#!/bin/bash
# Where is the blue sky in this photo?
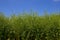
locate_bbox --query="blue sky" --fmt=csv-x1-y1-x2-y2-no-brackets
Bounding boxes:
0,0,60,16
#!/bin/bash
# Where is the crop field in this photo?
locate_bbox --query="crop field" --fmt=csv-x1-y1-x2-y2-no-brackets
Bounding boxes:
0,13,60,40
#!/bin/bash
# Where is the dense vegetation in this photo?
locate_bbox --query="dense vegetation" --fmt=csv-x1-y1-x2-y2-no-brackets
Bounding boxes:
0,12,60,40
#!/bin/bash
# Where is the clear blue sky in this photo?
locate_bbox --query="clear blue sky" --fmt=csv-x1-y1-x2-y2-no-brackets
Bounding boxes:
0,0,60,16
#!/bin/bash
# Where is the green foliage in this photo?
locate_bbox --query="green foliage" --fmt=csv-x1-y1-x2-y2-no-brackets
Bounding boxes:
0,12,60,40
